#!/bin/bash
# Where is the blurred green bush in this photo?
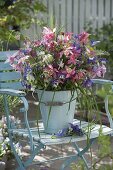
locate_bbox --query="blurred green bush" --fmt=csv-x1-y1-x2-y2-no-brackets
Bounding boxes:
0,0,46,50
84,20,113,79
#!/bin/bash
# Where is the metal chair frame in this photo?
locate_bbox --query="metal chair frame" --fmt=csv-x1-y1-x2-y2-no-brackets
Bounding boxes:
0,51,113,170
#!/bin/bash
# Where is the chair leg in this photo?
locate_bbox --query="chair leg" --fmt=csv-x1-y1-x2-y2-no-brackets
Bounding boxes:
60,138,95,170
15,141,45,170
105,96,113,136
8,132,26,170
20,142,45,169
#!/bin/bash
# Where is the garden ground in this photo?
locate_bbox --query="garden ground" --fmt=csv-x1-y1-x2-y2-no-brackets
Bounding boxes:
6,93,113,170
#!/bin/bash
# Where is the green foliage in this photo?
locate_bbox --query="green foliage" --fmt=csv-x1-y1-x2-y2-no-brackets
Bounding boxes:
0,95,20,116
84,20,113,72
0,0,46,50
96,85,113,117
98,130,111,157
71,161,85,170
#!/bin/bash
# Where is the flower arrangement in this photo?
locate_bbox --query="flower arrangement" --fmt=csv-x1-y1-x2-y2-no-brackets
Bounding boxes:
7,27,108,91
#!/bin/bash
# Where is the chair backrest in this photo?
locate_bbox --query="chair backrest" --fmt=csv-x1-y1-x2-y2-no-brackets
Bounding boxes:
0,51,24,90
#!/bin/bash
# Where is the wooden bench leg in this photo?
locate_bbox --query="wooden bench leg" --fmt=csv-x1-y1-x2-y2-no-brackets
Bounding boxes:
60,138,95,170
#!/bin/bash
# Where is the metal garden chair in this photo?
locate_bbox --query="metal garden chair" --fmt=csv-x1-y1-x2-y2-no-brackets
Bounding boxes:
0,51,113,170
92,79,113,132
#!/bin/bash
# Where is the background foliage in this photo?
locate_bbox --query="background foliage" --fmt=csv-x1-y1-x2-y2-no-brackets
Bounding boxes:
85,20,113,80
0,0,46,50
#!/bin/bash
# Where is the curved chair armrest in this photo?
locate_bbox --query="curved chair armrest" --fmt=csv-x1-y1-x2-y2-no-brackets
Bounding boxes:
0,89,26,97
91,79,113,85
0,89,35,150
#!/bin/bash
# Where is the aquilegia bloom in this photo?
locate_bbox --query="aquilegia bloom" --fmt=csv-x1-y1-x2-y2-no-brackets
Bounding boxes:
52,123,84,138
7,27,108,91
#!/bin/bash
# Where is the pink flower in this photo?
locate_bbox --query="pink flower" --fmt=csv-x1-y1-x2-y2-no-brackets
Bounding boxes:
64,48,72,56
6,51,19,64
32,40,41,47
92,64,106,78
42,27,55,42
101,64,106,77
57,32,73,43
44,65,58,78
67,54,76,64
64,67,75,78
12,63,23,72
77,32,89,44
72,71,85,81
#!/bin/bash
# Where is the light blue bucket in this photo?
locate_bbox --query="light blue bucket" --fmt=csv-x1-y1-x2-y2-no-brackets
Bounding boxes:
37,90,77,134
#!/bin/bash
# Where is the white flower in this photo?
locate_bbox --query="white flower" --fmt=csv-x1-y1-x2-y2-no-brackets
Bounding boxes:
43,54,53,63
5,137,10,143
57,35,65,41
58,60,64,69
27,74,35,82
38,51,45,56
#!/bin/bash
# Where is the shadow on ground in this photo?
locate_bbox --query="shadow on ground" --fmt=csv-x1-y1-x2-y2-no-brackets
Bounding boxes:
5,92,113,170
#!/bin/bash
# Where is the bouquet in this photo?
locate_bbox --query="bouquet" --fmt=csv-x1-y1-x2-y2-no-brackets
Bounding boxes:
7,27,108,91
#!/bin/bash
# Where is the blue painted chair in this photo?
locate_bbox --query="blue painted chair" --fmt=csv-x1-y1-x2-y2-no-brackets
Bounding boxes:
0,51,113,170
92,79,113,131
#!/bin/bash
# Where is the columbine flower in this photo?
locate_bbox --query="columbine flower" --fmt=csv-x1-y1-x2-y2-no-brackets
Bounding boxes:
8,27,108,91
83,78,93,88
42,27,55,43
92,64,106,78
75,32,89,44
90,40,100,46
54,128,68,137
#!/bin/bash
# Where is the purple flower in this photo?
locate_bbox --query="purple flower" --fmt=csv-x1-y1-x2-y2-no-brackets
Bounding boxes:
20,49,31,55
55,128,68,137
90,40,100,46
83,79,93,88
87,57,97,64
51,79,59,88
69,123,84,136
99,58,107,63
21,81,31,89
92,64,106,78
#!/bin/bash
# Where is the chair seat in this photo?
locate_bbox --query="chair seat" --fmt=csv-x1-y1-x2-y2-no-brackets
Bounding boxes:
10,119,113,146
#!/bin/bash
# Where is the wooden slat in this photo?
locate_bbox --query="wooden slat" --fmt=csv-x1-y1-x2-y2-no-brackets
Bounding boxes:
85,0,91,25
67,0,72,32
0,82,25,90
112,0,113,18
105,0,110,24
79,0,85,32
12,119,113,145
73,0,79,34
48,0,54,27
92,0,98,30
98,0,104,28
54,0,60,28
0,62,13,71
0,71,22,81
61,0,66,31
20,0,113,36
0,51,17,61
42,0,47,24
